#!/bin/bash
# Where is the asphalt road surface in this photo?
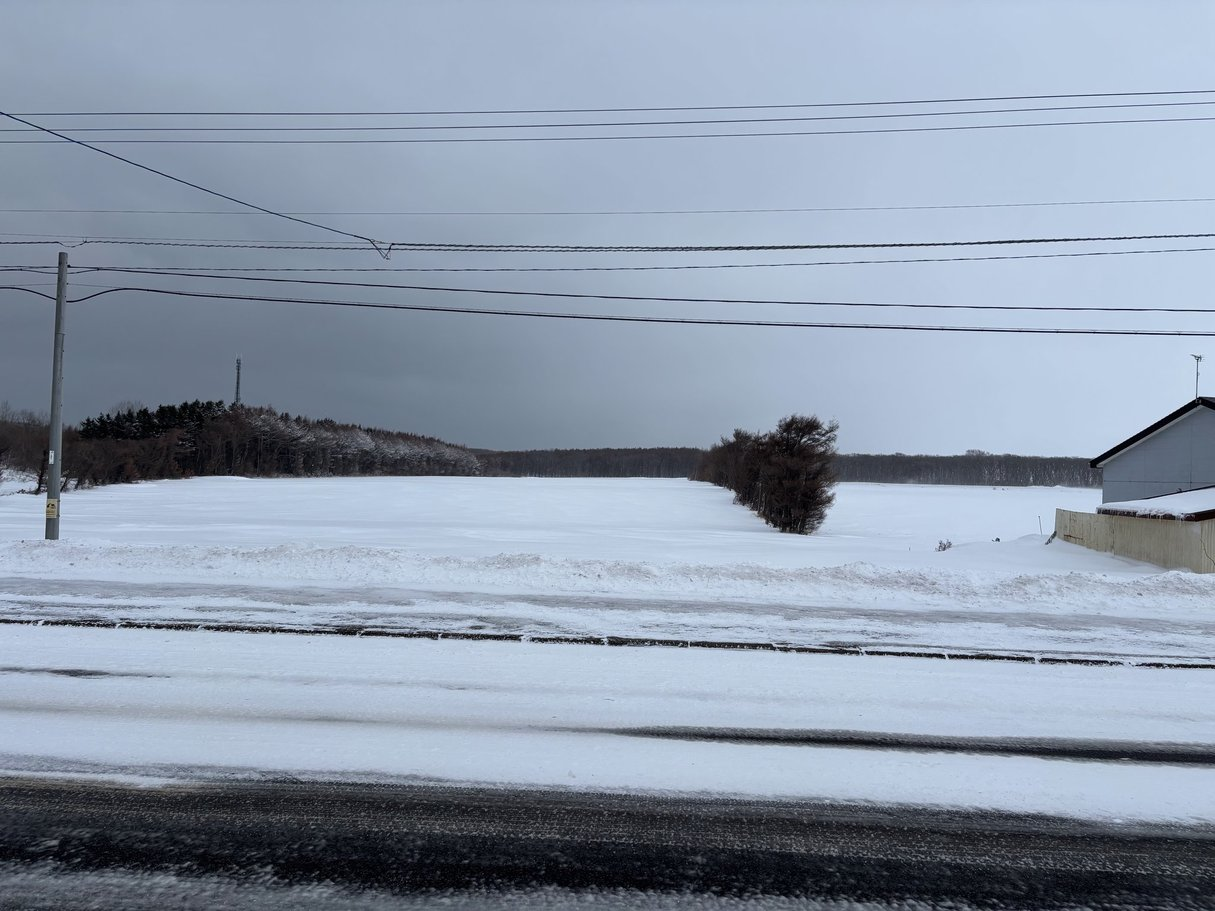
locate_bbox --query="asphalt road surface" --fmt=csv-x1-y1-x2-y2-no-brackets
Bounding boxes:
1,778,1212,909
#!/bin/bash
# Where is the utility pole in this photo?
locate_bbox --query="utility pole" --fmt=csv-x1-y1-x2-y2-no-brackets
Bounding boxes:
1193,354,1204,401
234,356,242,406
44,252,68,540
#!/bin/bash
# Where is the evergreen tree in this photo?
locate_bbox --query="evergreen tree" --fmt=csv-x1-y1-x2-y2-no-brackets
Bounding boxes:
693,414,838,534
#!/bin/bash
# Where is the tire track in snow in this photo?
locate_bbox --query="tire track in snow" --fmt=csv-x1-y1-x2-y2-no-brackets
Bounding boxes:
607,727,1215,765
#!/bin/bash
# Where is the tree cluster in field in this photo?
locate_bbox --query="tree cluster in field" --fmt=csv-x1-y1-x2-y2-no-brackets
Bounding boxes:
692,414,838,534
2,401,480,490
479,447,705,478
0,403,46,485
833,451,1099,487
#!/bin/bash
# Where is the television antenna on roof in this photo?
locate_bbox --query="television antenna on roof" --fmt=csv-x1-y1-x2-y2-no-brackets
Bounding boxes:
1192,353,1203,400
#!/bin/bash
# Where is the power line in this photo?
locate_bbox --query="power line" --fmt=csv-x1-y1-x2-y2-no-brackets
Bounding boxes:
0,239,368,250
41,246,1215,271
15,88,1215,117
0,109,388,256
6,230,1215,254
0,287,53,299
72,267,1215,314
7,98,1215,134
8,244,1215,276
4,283,1214,336
7,113,1215,143
0,233,359,247
4,196,1215,217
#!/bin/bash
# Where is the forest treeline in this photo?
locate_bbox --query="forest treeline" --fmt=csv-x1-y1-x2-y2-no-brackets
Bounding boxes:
483,447,1097,486
0,401,480,489
833,451,1099,487
692,415,838,534
479,447,704,478
1,400,1100,490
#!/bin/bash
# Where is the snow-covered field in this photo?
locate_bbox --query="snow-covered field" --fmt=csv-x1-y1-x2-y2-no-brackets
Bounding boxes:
1,476,1213,821
0,477,1211,660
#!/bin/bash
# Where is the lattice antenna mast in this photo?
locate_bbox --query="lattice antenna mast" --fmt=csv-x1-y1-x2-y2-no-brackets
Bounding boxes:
234,356,242,407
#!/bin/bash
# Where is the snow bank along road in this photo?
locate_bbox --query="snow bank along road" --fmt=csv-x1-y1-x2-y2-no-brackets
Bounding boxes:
2,477,1213,661
3,626,1214,824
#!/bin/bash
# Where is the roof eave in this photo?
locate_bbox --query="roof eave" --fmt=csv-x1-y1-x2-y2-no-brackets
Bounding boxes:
1090,397,1215,469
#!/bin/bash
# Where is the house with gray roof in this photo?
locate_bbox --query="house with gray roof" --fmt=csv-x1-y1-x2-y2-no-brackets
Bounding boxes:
1090,397,1215,503
1055,398,1215,573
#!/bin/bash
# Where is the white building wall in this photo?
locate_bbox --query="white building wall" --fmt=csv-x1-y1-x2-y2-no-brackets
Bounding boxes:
1099,408,1215,503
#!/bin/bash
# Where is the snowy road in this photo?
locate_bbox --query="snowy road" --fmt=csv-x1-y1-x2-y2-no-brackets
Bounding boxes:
2,778,1212,910
2,625,1214,824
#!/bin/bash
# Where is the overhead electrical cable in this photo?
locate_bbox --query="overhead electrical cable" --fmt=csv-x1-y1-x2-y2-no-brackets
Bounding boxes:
6,230,1215,253
25,245,1214,272
15,88,1215,117
65,267,1215,314
7,113,1215,143
0,109,389,256
8,98,1215,134
9,243,1215,277
3,284,1213,336
7,244,1215,275
5,195,1215,216
0,230,363,244
0,239,371,250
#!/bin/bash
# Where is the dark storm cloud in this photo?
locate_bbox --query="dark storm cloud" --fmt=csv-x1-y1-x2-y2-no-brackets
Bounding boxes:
3,1,1215,455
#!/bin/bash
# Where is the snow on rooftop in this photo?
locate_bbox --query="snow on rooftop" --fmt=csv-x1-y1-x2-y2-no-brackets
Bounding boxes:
1097,486,1215,520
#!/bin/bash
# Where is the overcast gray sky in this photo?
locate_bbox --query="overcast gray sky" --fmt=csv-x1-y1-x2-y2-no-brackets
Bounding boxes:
3,1,1214,456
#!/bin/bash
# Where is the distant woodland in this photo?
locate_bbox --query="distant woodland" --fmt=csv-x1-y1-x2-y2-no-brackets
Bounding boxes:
0,401,480,490
479,447,704,478
0,401,1100,490
833,451,1099,487
485,447,1098,487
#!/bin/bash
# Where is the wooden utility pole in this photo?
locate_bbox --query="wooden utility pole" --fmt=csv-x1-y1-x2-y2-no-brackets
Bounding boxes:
45,252,68,540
